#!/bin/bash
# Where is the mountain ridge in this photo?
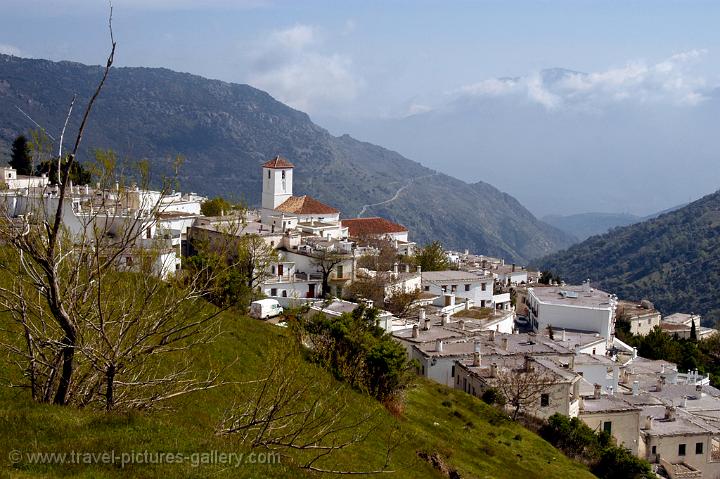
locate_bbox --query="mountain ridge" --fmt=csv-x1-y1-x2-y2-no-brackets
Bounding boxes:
534,190,720,324
0,53,574,263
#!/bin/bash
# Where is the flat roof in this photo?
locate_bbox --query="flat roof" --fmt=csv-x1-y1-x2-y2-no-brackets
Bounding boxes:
529,285,615,309
422,270,492,283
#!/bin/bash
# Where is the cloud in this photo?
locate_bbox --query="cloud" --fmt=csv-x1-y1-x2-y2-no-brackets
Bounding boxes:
0,43,22,56
246,24,361,114
452,50,710,110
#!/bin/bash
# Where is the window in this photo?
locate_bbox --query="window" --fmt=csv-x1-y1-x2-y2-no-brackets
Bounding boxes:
282,170,286,179
282,290,288,298
465,284,470,292
481,282,487,291
267,170,271,179
679,444,686,456
540,394,549,407
441,286,447,293
424,285,430,292
696,442,704,454
451,365,455,377
603,421,612,434
451,285,457,292
336,265,344,278
125,256,133,266
270,288,277,296
651,446,656,455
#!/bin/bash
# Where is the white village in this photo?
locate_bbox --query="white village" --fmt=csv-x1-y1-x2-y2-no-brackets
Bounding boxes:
2,154,718,479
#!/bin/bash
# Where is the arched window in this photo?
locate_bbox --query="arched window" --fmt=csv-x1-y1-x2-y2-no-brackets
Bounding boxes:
268,170,271,179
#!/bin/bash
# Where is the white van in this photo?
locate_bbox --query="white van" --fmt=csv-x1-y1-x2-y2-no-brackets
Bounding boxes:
249,299,284,319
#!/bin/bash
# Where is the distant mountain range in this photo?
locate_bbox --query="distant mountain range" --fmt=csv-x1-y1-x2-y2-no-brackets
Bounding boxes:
321,67,720,218
535,191,720,325
0,54,574,263
542,213,641,241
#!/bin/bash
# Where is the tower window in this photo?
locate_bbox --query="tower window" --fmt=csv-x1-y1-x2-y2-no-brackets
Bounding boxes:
282,170,286,179
268,170,271,179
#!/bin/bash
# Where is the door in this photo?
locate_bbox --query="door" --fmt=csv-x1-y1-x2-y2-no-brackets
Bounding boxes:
278,264,284,277
308,284,316,298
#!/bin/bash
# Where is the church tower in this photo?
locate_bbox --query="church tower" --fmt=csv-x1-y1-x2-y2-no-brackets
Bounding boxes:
261,155,294,210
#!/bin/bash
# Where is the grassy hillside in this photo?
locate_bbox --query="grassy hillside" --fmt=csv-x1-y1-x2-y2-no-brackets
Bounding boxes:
535,190,720,325
0,311,594,478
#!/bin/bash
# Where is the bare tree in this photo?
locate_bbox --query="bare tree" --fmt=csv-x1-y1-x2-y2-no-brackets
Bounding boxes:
0,11,237,410
311,248,347,297
491,356,561,420
218,345,398,474
384,288,422,320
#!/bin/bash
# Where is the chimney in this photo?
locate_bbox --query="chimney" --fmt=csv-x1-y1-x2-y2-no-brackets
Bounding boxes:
524,355,534,372
656,377,663,392
436,339,443,353
424,318,431,331
474,340,481,353
660,364,665,374
632,380,640,396
512,263,516,272
412,324,419,338
594,383,601,399
472,351,481,367
84,185,89,195
665,406,676,421
465,300,471,311
632,347,638,359
501,337,509,351
489,330,496,342
569,355,575,370
405,264,410,273
644,415,653,430
459,320,465,331
417,265,422,273
490,363,498,378
419,308,426,322
441,313,449,326
561,329,566,342
393,262,399,275
681,396,688,408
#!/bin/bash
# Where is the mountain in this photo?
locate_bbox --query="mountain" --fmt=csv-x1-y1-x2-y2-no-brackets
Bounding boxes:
534,190,720,325
542,212,641,241
319,67,720,218
0,54,573,263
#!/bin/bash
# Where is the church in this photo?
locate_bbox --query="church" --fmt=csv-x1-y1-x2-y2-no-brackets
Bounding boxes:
259,156,348,240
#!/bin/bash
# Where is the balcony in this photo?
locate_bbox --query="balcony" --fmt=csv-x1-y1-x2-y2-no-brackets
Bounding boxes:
264,272,322,284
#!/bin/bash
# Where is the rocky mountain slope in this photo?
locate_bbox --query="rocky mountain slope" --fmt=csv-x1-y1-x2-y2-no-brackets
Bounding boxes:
535,190,720,324
0,54,574,263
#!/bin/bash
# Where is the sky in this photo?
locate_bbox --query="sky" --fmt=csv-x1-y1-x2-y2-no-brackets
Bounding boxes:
2,0,719,215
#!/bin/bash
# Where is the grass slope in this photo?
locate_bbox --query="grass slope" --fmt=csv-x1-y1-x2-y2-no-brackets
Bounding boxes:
0,312,594,478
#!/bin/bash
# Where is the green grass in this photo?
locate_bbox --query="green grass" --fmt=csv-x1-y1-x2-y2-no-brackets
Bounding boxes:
0,311,595,478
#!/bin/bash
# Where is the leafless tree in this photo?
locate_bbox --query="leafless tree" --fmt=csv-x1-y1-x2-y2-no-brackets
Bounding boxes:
218,345,399,474
311,248,347,297
0,10,237,410
384,288,422,319
491,356,561,420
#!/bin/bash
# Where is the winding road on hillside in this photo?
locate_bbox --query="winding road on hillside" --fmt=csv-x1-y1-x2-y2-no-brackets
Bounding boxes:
357,172,437,218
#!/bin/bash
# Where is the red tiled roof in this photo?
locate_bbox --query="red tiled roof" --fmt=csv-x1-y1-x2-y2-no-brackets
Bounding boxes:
341,217,408,237
276,195,338,215
262,155,294,169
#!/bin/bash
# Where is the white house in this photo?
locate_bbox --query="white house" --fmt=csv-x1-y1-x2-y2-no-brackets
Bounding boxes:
0,166,49,190
526,282,617,342
421,270,495,309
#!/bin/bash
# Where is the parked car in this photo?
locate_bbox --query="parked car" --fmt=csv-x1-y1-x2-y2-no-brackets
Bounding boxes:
514,315,529,326
249,299,284,319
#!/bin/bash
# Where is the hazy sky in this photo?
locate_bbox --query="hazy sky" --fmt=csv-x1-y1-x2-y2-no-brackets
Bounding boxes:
3,0,720,118
2,1,719,216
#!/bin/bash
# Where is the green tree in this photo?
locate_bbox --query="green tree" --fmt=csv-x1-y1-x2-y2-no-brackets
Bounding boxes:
414,240,452,271
200,196,232,217
36,157,92,185
9,134,32,175
690,318,698,341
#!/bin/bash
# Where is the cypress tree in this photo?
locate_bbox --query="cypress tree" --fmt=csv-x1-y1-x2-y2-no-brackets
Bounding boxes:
9,135,32,175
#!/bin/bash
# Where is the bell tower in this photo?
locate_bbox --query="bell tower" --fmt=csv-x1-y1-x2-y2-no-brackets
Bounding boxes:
261,155,294,210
